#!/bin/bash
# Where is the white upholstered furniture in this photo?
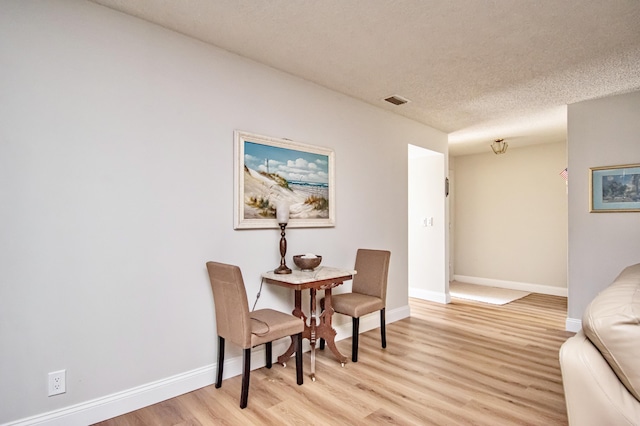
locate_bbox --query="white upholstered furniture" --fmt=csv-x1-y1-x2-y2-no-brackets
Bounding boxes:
560,262,640,425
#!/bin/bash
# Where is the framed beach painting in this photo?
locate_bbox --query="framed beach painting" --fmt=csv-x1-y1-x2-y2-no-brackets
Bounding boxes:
589,163,640,212
233,130,335,229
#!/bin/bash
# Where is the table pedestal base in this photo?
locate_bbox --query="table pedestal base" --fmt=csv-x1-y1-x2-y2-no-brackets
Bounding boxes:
277,286,347,380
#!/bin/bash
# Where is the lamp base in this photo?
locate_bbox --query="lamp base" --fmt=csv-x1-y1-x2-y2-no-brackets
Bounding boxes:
274,222,292,274
274,264,292,274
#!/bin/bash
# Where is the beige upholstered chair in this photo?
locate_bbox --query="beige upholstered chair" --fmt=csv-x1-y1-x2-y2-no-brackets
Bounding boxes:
320,249,391,362
206,261,304,409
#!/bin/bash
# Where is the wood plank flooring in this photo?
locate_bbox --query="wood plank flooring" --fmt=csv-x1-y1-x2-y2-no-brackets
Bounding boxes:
94,293,574,426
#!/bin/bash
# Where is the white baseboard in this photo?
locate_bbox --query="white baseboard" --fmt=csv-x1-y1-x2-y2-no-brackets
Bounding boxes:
329,304,410,345
341,304,410,335
408,287,451,304
565,317,582,333
453,275,568,297
4,365,216,426
454,275,578,332
6,305,410,426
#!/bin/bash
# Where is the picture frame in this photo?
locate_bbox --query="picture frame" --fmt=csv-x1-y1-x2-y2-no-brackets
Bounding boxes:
234,130,335,229
589,163,640,212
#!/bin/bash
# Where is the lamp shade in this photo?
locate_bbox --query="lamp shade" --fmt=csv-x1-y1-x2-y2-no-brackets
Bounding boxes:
276,201,290,224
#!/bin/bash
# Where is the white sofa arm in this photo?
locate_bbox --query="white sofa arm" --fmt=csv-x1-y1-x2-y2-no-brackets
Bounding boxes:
560,330,640,425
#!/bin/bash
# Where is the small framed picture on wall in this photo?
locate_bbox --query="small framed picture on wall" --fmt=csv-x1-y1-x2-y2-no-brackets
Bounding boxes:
589,163,640,212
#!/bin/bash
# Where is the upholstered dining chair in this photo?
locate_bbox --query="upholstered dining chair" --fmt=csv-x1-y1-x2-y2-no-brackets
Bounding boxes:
206,261,304,409
320,249,391,362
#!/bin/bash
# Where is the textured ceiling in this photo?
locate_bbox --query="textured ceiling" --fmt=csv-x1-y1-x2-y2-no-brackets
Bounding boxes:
90,0,640,155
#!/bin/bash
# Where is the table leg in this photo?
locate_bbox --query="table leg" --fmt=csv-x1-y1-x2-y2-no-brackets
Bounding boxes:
276,285,348,377
318,288,348,365
309,288,318,381
277,290,308,366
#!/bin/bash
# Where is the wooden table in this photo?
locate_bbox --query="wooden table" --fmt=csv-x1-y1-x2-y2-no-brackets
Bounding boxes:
262,266,356,381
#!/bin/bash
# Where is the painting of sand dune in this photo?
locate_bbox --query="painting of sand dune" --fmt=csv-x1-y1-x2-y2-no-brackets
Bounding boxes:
234,131,335,229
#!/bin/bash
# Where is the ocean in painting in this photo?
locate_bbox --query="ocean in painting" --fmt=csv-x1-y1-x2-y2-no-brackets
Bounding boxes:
289,181,329,197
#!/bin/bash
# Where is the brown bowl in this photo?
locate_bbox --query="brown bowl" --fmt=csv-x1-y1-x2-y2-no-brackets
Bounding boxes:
293,255,322,271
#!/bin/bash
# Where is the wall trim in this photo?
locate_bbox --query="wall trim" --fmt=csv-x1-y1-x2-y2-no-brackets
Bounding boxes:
453,275,567,297
346,304,411,335
5,305,410,426
453,275,577,332
3,365,215,426
565,317,582,333
408,287,451,304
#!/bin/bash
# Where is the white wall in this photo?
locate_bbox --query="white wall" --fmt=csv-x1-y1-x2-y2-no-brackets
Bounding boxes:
453,142,568,293
408,147,448,302
0,1,447,423
567,90,640,326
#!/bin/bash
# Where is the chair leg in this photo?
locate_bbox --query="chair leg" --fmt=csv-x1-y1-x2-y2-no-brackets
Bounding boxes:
265,341,272,369
380,308,387,349
352,317,360,362
215,336,225,388
240,348,251,409
295,333,303,385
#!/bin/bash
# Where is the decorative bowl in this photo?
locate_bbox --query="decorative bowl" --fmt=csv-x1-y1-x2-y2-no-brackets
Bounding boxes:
293,254,322,271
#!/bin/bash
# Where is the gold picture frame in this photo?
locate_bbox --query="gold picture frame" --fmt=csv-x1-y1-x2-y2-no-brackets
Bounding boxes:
589,163,640,212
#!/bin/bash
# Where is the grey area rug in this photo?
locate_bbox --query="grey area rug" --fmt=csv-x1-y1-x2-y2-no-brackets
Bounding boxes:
450,281,531,305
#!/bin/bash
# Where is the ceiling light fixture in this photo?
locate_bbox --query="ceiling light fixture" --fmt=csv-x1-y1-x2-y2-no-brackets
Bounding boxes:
491,138,508,155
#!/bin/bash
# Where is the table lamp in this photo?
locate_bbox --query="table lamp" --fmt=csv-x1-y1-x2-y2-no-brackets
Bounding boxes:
274,201,292,274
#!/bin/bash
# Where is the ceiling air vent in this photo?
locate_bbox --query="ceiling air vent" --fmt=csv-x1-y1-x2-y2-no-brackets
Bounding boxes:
384,95,410,106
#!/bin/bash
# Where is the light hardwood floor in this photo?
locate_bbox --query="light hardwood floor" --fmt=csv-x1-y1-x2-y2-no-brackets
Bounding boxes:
95,293,574,426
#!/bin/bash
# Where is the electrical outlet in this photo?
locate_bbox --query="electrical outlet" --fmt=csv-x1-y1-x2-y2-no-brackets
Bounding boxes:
48,370,66,396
